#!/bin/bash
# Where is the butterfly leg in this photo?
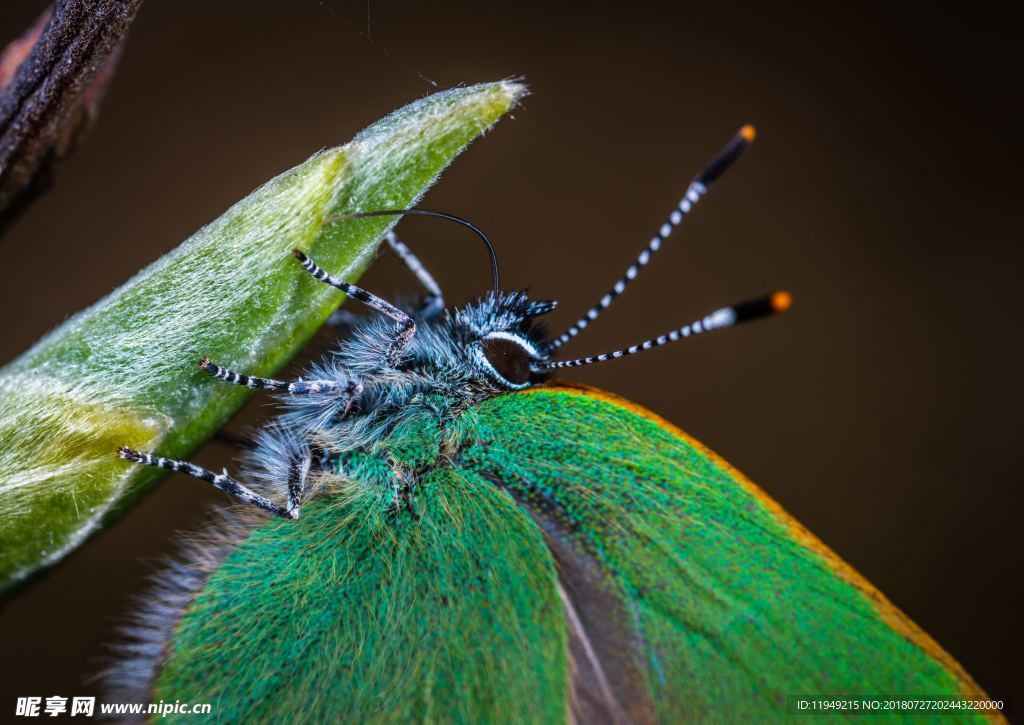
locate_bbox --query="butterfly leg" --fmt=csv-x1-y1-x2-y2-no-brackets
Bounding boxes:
117,447,308,519
198,357,363,397
324,230,444,326
293,249,415,365
384,230,445,319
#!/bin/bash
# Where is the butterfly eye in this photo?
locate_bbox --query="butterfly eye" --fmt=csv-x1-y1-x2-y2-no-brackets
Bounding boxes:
479,332,537,388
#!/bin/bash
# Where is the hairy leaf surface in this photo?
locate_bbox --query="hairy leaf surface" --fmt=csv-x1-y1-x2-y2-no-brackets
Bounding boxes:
0,81,525,592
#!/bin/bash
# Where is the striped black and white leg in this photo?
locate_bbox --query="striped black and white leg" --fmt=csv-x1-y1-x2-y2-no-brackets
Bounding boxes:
199,357,362,397
117,447,306,519
546,125,757,353
537,291,790,370
325,230,445,326
384,230,445,319
293,249,416,364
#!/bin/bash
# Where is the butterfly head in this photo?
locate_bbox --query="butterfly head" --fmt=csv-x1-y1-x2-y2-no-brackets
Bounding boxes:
453,292,557,391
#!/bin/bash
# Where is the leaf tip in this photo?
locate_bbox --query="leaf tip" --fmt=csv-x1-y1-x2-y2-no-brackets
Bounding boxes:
499,78,530,107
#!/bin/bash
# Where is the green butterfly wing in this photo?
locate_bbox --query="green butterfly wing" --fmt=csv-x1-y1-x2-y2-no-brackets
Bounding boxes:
153,469,568,722
458,384,997,722
153,383,996,723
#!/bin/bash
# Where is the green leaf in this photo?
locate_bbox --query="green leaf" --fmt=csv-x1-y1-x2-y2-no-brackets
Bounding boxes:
0,80,525,593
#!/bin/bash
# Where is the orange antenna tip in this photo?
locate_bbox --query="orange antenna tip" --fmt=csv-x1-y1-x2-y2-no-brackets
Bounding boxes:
739,124,757,142
770,290,792,312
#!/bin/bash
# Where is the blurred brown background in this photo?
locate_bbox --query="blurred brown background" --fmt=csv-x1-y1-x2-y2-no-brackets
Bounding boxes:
1,0,1019,711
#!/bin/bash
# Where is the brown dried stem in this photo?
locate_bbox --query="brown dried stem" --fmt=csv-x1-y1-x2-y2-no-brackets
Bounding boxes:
0,0,142,229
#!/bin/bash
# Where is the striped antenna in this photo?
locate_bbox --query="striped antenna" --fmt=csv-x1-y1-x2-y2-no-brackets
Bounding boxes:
536,291,790,370
545,125,757,352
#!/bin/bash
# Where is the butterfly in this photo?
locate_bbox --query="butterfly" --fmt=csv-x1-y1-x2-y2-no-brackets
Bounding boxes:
110,127,997,722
